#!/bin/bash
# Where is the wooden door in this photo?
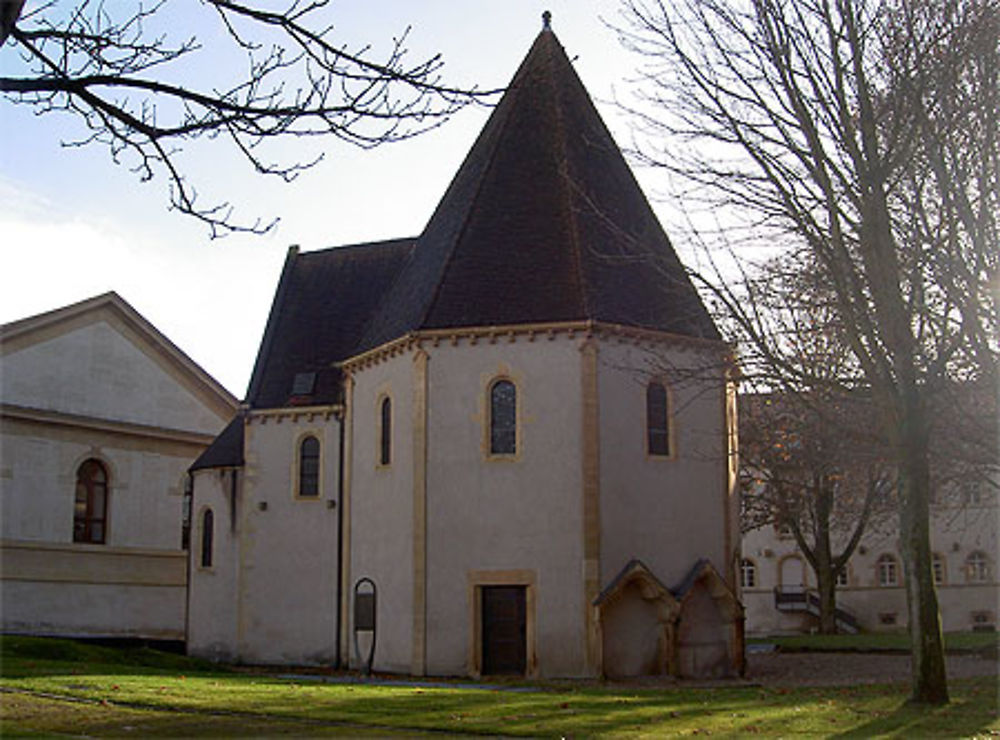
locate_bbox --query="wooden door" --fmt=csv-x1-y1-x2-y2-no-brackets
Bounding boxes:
481,586,526,675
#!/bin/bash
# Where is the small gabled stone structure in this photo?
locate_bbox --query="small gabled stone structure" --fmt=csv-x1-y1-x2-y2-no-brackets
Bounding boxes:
595,558,743,679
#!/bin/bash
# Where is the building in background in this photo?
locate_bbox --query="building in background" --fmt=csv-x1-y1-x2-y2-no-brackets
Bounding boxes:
742,480,997,635
1,292,237,642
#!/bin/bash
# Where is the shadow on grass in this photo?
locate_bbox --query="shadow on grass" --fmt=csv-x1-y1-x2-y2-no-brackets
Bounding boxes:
4,637,998,737
2,690,419,737
831,680,999,739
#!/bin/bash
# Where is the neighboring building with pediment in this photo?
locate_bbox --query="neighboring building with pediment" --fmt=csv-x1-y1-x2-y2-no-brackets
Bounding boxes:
1,292,238,642
187,18,743,679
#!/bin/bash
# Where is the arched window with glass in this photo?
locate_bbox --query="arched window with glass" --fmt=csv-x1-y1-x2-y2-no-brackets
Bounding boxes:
200,509,214,568
74,459,108,544
646,381,670,457
298,435,320,497
489,379,517,456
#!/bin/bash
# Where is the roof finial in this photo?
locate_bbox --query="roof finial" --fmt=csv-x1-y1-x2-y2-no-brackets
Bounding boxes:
542,10,552,30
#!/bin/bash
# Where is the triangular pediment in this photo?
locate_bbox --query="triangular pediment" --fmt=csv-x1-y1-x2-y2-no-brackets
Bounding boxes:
1,292,237,433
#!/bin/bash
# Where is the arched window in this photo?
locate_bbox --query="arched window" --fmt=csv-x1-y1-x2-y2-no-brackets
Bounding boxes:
74,459,108,544
877,554,898,587
740,558,757,589
966,551,989,583
489,379,517,456
932,553,945,585
298,435,320,497
646,381,670,456
200,509,214,568
379,397,392,466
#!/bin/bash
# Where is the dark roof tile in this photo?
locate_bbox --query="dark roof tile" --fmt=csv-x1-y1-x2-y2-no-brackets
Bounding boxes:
246,239,413,409
190,415,244,471
246,26,719,410
360,27,718,351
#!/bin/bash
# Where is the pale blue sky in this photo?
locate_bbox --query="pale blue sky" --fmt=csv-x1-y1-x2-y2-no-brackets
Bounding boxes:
2,1,673,396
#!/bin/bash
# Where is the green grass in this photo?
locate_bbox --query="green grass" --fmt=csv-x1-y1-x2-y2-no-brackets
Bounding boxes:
2,636,998,737
749,630,1000,654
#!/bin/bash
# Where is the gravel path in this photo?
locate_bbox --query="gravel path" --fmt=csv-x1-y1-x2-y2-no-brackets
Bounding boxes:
747,651,998,687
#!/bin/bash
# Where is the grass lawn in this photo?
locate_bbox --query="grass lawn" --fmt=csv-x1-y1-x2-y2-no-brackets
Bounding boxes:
749,630,1000,654
2,636,998,737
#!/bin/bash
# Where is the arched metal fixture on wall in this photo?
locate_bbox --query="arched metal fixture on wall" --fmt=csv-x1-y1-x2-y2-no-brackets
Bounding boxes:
353,577,377,675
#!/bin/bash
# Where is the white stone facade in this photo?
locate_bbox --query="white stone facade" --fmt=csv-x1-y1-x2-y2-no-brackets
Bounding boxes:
1,293,237,640
188,328,742,677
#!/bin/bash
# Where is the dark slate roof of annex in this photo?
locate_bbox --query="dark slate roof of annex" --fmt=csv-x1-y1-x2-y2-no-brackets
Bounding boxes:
358,25,719,352
245,238,414,409
190,415,244,471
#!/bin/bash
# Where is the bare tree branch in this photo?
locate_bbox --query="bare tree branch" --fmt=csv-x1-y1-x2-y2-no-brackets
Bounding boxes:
616,0,998,704
1,0,500,236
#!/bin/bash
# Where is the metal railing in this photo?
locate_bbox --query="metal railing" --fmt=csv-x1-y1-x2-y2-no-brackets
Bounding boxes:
774,586,861,633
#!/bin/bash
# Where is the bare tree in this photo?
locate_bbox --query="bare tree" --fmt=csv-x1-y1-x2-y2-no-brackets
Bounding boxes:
1,0,496,236
616,0,998,704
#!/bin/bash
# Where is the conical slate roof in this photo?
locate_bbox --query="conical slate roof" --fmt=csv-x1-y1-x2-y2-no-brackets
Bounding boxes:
359,24,718,351
238,21,720,413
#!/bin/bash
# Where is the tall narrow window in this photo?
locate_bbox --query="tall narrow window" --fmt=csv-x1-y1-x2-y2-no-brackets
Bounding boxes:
646,381,670,456
181,476,193,550
932,553,945,585
877,554,898,587
490,380,517,456
740,558,757,589
74,459,108,544
379,397,392,466
299,436,320,497
200,509,214,568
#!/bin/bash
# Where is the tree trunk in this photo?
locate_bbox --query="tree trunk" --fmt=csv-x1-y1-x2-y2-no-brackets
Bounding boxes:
897,400,949,704
816,564,838,634
813,481,837,634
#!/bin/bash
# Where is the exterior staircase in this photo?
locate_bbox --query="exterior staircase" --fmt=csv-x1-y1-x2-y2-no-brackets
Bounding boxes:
774,587,861,634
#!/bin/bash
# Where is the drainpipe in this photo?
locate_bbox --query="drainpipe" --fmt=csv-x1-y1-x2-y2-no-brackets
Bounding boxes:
334,406,345,669
183,472,193,654
229,468,238,532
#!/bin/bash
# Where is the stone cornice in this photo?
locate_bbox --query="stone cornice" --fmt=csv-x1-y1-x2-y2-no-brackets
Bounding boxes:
1,539,186,559
1,403,216,447
246,404,344,425
339,320,733,374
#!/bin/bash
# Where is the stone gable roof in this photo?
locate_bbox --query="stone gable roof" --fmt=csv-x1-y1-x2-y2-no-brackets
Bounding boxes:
1,291,238,419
